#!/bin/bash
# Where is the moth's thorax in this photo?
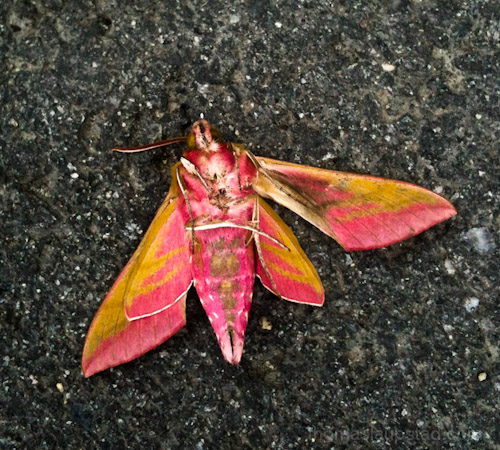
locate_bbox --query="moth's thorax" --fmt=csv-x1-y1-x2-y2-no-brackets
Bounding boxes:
186,144,236,183
181,141,258,224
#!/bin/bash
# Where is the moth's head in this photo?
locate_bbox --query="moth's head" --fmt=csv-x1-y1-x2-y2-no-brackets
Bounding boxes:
186,120,223,151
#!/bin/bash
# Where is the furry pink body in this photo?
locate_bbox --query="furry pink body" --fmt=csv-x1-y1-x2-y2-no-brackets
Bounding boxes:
180,137,258,364
82,120,455,376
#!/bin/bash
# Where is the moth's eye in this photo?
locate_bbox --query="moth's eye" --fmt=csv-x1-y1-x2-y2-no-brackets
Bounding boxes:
211,128,223,142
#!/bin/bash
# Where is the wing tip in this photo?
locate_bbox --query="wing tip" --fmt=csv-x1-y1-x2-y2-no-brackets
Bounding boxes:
81,358,124,378
341,203,457,252
81,358,101,378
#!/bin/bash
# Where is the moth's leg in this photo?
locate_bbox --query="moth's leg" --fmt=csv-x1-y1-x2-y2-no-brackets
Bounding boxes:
228,143,242,191
246,150,289,195
246,150,314,209
185,219,288,250
245,196,259,246
176,165,196,253
180,157,211,192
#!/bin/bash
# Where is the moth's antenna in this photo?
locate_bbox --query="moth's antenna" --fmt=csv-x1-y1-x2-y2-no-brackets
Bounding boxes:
111,136,187,153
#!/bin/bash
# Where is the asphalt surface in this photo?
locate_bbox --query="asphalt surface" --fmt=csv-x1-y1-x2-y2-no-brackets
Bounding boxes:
1,1,499,449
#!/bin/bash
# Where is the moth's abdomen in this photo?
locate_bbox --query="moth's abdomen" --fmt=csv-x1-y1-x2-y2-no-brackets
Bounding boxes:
190,227,255,364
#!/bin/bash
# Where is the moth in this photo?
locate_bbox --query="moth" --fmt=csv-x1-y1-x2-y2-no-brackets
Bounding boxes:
82,120,456,377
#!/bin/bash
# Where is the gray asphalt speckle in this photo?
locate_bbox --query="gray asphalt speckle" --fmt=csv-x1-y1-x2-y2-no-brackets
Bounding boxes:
1,1,499,449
